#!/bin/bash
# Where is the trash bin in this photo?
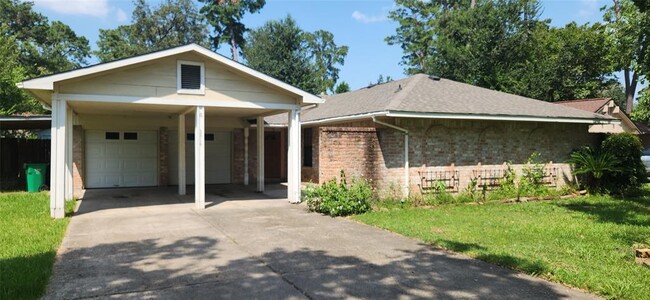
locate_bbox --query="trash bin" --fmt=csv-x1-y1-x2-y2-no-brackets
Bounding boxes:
24,163,49,192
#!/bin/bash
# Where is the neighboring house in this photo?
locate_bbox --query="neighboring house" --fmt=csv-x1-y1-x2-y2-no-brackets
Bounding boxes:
555,98,642,135
17,44,322,218
267,74,617,197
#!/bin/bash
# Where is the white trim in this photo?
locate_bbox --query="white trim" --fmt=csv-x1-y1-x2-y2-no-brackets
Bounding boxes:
61,93,300,110
176,60,205,95
301,112,389,126
385,111,619,124
287,109,302,203
194,106,205,209
50,96,66,219
18,44,323,104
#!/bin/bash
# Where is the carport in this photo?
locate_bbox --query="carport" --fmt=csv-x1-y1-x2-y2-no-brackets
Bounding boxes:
17,44,322,218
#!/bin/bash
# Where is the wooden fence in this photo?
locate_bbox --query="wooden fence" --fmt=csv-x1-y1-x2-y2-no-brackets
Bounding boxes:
0,138,50,191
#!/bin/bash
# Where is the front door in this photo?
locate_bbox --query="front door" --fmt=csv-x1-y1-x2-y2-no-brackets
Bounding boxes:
265,131,282,180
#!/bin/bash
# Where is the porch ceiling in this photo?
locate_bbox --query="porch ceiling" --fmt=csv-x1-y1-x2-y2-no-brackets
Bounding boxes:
68,101,280,118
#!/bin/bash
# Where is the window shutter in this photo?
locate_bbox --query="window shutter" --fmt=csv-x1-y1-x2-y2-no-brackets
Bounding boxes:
180,64,201,90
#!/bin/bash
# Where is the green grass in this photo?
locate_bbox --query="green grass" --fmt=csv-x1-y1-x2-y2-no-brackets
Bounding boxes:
0,192,75,300
354,192,650,299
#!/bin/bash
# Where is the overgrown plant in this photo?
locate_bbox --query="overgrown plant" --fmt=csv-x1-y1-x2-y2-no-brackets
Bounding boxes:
303,170,373,216
569,146,620,194
600,133,646,195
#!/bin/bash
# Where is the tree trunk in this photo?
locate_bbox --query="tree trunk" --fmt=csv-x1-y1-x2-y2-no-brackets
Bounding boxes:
615,0,637,114
470,0,476,8
230,28,238,62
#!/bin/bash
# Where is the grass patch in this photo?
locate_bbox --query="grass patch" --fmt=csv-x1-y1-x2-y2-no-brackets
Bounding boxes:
0,192,75,300
353,192,650,299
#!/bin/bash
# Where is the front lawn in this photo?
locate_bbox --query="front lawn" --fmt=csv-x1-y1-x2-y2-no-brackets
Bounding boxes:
0,192,75,300
353,193,650,299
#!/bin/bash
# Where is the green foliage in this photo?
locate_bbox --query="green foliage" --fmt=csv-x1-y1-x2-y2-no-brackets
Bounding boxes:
242,16,348,95
521,152,547,193
368,74,393,86
569,146,620,194
631,87,650,123
334,81,350,94
96,0,209,63
0,0,90,114
199,0,265,61
386,0,618,102
304,171,373,216
601,133,646,195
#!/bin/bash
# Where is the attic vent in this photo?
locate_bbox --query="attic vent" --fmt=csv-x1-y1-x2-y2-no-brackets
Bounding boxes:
429,75,441,81
177,60,205,95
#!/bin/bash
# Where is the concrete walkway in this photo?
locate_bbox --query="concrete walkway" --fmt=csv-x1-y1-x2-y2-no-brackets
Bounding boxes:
45,186,598,299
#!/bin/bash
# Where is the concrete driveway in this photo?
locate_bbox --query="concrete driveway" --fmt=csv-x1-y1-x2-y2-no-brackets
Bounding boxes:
46,185,597,299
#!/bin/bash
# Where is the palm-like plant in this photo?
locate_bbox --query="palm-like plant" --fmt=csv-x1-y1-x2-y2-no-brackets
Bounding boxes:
569,147,621,193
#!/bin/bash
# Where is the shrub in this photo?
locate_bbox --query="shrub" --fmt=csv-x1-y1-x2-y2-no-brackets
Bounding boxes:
303,171,373,216
601,133,646,195
569,146,620,194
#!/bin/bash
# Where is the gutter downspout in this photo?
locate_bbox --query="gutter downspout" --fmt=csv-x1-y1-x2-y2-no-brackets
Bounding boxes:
372,116,409,198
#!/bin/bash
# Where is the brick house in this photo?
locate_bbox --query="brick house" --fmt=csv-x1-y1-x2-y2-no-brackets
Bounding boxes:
265,74,616,197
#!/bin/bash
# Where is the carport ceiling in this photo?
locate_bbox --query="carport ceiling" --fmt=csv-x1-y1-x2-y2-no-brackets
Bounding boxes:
69,101,277,118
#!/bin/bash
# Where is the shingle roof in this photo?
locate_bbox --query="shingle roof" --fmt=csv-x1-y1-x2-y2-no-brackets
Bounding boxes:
266,74,612,125
554,98,611,113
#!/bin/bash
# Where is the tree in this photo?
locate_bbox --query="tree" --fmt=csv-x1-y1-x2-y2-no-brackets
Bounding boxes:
305,30,348,94
334,81,350,94
97,0,208,62
199,0,265,61
386,0,618,102
369,74,393,86
242,16,348,95
604,0,649,113
631,87,650,122
0,0,90,114
0,0,90,78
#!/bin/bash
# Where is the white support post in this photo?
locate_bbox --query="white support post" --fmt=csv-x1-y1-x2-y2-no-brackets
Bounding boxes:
194,106,205,209
178,114,186,195
64,105,73,200
403,134,410,198
50,96,66,219
244,127,249,186
288,109,301,203
257,116,265,192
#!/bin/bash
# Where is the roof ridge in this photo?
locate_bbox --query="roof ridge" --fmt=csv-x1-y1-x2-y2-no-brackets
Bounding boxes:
555,98,611,103
385,74,428,111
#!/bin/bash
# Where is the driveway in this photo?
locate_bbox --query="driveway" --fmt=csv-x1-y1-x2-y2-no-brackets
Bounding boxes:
46,186,597,299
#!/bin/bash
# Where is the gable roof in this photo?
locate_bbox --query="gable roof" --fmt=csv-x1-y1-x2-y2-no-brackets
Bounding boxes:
555,98,611,113
17,43,322,104
267,74,614,125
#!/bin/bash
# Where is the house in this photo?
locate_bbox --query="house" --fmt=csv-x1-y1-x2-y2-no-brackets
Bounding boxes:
17,44,322,218
555,98,642,134
266,74,617,197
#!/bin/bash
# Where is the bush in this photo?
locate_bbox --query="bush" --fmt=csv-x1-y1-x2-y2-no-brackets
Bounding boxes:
601,133,646,195
303,171,373,216
569,146,620,194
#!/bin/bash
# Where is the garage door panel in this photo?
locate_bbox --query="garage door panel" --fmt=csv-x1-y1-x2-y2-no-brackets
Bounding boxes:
85,130,158,188
168,130,232,185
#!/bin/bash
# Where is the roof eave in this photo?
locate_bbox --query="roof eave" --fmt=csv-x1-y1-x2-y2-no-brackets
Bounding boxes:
386,111,619,125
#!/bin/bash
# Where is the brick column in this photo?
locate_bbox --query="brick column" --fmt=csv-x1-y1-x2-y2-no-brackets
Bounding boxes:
72,125,84,197
159,127,169,186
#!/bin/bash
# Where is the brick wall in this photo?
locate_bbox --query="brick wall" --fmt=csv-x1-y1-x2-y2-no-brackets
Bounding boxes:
159,127,169,186
72,125,84,197
232,127,259,184
312,118,601,195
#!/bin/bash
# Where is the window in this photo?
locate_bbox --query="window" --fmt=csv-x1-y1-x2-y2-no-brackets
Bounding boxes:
177,60,205,95
303,128,313,167
123,132,138,140
105,132,120,140
187,133,214,141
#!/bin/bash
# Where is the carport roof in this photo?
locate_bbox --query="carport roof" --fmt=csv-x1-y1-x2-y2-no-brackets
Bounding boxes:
17,43,323,105
266,74,616,125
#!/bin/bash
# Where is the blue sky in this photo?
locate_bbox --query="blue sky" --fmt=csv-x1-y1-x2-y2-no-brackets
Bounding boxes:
31,0,625,93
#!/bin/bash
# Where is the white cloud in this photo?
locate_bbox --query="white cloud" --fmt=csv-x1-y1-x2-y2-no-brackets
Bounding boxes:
116,8,128,22
32,0,110,17
578,0,600,17
351,10,388,24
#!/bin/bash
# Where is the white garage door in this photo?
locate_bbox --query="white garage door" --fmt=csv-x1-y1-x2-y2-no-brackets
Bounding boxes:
85,130,158,188
169,131,231,184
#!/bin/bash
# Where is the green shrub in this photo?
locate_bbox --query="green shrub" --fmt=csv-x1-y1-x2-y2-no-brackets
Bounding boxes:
569,146,620,194
601,133,646,195
303,171,373,216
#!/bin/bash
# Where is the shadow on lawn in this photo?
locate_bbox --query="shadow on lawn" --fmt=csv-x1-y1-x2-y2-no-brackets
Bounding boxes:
0,251,56,300
557,200,650,227
41,236,579,299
